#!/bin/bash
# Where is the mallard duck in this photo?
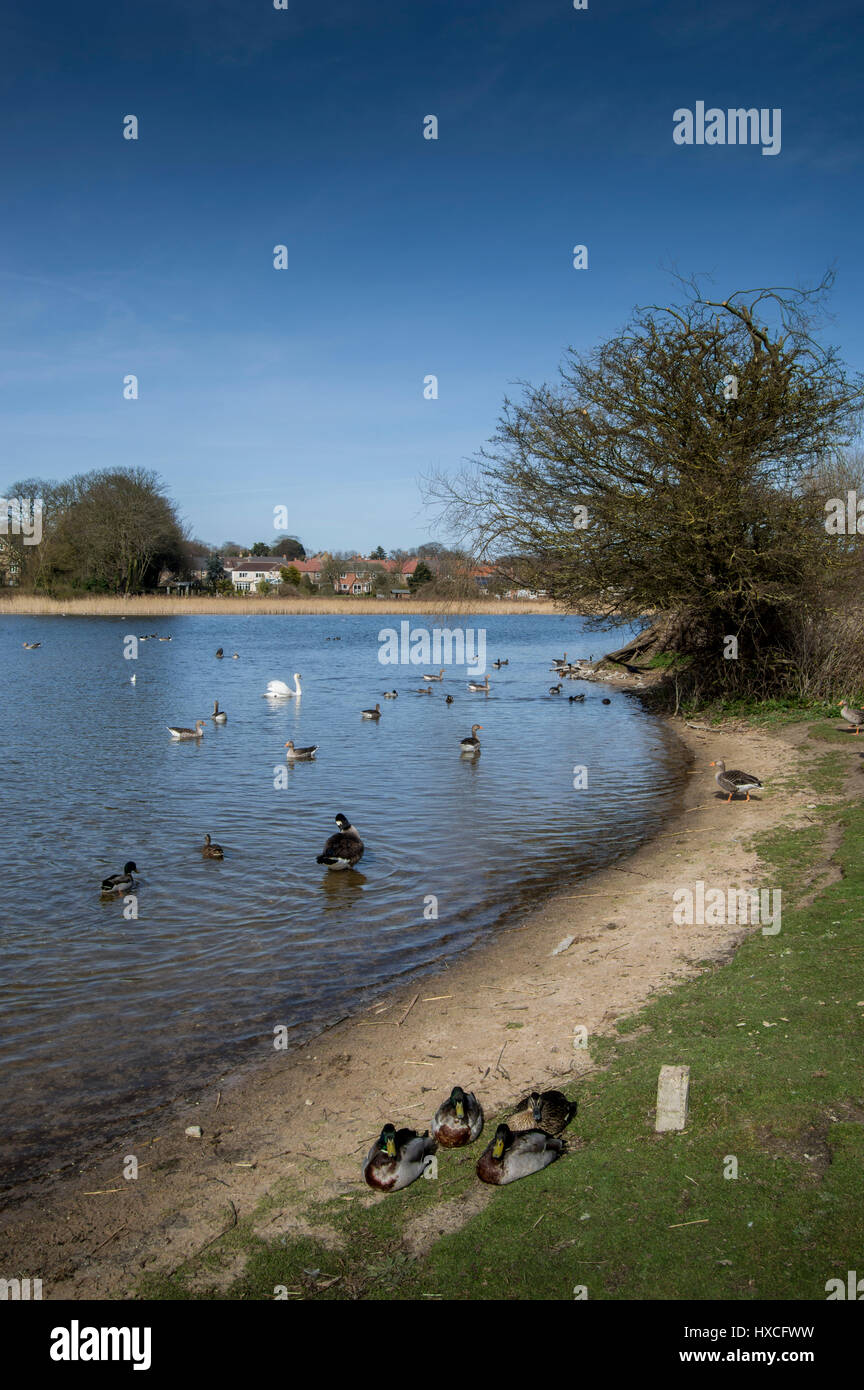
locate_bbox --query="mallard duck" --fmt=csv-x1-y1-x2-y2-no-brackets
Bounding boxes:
211,700,227,723
201,833,224,859
492,658,509,668
100,861,138,895
363,1125,437,1191
167,720,206,740
265,675,301,698
445,694,454,704
415,687,433,695
362,703,382,719
215,648,224,658
549,683,563,695
22,642,42,649
568,692,585,703
602,697,611,705
316,813,364,870
285,739,318,760
467,676,490,692
383,691,398,698
431,1086,484,1148
476,1124,566,1186
508,1090,578,1135
840,699,864,734
422,668,445,682
158,636,172,642
460,724,482,754
710,758,763,802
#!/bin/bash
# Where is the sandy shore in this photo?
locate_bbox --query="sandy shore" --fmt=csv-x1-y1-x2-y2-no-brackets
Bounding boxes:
0,709,833,1298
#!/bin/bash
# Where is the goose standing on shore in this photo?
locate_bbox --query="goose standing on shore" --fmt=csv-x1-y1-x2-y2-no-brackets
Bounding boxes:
476,1124,566,1186
316,812,364,870
422,668,444,682
363,1125,437,1191
467,675,490,693
285,739,318,761
552,652,567,667
201,834,224,859
362,702,382,719
100,861,138,895
840,699,864,734
460,724,482,755
710,759,763,802
167,720,205,740
211,700,227,723
264,674,301,699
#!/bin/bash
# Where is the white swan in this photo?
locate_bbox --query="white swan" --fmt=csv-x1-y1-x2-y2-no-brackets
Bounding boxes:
264,673,302,699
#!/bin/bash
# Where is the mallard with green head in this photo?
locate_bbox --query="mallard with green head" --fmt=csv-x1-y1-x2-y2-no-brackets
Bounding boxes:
363,1124,437,1191
431,1086,484,1148
508,1089,578,1135
476,1124,566,1186
100,861,138,895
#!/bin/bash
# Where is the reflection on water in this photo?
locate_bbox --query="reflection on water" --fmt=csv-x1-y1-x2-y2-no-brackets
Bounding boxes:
0,613,688,1184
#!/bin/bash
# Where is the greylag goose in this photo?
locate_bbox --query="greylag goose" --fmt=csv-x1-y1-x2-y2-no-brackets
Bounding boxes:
422,668,445,682
363,1125,437,1191
476,1124,566,1186
710,759,763,802
264,674,301,698
167,720,205,740
100,861,138,895
432,1087,484,1148
361,702,382,719
211,700,227,723
508,1090,578,1135
840,699,864,734
467,675,490,692
316,812,364,870
201,834,224,859
460,724,482,754
285,739,318,761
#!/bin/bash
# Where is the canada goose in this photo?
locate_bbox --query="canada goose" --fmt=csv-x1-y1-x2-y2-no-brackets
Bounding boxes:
363,1125,437,1191
549,683,563,695
476,1124,566,1186
467,676,490,692
264,674,301,698
445,694,454,704
167,720,206,740
710,759,764,802
362,703,382,719
383,691,398,699
422,669,445,682
201,834,224,859
431,1087,484,1148
215,648,224,658
508,1090,578,1136
100,861,138,895
568,692,585,703
460,724,482,754
840,699,864,734
316,812,364,870
285,739,318,760
211,700,227,723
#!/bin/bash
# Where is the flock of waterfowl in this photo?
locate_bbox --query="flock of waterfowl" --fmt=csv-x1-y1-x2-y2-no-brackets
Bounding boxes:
364,1085,578,1190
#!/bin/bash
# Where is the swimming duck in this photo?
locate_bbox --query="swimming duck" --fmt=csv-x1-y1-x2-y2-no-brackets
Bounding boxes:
285,739,318,760
130,674,137,685
467,676,490,692
415,687,433,695
167,720,206,740
100,861,138,895
431,1087,484,1148
363,1124,437,1191
492,658,509,667
383,691,398,699
476,1124,566,1186
568,692,585,703
445,694,454,704
232,653,239,659
710,758,763,802
422,668,445,682
362,703,382,719
158,636,172,642
601,697,611,705
22,642,41,649
508,1090,578,1135
460,724,482,754
211,700,227,723
549,683,563,695
316,812,364,870
201,834,224,860
265,674,302,698
215,648,224,658
840,699,864,734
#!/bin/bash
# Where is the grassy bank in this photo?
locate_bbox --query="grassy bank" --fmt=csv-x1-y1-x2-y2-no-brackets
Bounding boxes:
140,723,864,1301
0,595,560,617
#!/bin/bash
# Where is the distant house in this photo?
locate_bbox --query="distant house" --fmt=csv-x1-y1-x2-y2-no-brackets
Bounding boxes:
337,571,374,595
292,558,325,585
225,557,284,591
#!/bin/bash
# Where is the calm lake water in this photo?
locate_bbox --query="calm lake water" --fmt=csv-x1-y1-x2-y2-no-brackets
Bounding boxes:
0,613,689,1185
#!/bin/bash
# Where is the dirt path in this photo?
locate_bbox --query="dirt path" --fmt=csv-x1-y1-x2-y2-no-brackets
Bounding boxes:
0,715,847,1298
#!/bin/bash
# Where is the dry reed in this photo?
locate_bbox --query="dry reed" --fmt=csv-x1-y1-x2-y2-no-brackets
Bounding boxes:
0,594,562,618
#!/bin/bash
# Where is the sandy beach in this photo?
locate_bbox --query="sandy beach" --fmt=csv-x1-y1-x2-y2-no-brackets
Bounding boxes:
1,698,841,1300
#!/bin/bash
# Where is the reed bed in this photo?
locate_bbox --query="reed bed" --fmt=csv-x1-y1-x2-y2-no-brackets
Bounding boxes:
0,594,562,618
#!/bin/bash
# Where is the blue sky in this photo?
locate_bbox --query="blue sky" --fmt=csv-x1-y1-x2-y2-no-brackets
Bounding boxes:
1,0,862,553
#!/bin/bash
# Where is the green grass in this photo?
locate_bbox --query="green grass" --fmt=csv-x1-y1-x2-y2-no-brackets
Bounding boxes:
140,742,864,1301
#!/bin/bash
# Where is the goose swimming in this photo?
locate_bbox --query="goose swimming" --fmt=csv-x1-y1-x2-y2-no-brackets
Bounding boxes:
467,676,490,692
100,861,138,895
285,739,318,761
316,812,364,870
460,724,482,754
840,699,864,734
710,758,763,802
362,703,382,719
167,719,206,740
363,1125,437,1191
201,833,224,860
422,668,445,682
211,700,227,723
476,1124,566,1187
264,674,302,698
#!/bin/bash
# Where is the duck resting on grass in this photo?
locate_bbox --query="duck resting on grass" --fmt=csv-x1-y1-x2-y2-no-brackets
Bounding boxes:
508,1090,578,1135
201,834,224,859
476,1124,567,1186
316,812,364,870
167,720,205,740
431,1086,484,1148
100,861,138,895
840,699,864,734
285,739,318,761
710,759,763,802
363,1125,437,1191
460,724,482,755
